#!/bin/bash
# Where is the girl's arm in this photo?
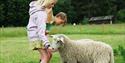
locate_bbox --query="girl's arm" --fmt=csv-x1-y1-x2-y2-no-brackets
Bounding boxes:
46,8,54,24
36,12,50,47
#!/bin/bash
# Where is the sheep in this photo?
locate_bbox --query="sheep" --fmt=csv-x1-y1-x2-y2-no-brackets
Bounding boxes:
50,34,114,63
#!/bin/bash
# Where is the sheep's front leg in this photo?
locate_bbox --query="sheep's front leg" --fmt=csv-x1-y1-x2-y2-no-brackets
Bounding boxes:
64,61,67,63
67,60,77,63
61,59,67,63
77,60,80,63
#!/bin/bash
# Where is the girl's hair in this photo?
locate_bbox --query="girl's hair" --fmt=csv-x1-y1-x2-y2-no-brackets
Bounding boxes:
36,0,57,7
31,0,37,1
55,12,67,26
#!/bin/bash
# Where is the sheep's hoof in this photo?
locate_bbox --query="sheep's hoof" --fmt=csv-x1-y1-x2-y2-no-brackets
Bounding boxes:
64,62,67,63
77,61,80,63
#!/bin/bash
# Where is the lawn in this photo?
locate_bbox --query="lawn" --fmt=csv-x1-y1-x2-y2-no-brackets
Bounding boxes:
0,24,125,63
0,34,125,63
0,24,125,37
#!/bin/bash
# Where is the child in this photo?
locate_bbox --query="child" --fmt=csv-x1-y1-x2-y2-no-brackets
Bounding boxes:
27,0,57,63
46,11,67,35
27,0,67,63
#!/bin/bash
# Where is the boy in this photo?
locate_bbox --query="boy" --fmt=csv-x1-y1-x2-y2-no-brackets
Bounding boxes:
46,12,67,35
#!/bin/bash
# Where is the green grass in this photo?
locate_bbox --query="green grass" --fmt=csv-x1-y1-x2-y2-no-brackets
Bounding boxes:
0,24,125,37
50,24,125,34
0,24,125,63
0,34,125,63
0,27,26,37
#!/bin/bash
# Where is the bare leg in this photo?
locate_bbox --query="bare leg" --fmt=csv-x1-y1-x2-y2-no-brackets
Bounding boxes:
38,48,52,63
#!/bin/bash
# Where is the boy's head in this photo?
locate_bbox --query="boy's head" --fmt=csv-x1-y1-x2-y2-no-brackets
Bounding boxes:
55,12,67,25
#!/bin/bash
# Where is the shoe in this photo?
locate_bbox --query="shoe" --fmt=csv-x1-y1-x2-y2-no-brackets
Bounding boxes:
39,59,41,63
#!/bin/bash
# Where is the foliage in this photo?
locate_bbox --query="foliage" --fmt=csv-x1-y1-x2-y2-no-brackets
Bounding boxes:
114,45,125,61
0,0,29,27
0,0,125,27
81,17,89,24
116,9,125,23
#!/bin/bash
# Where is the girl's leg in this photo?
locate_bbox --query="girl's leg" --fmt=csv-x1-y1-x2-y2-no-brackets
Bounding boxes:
38,48,52,63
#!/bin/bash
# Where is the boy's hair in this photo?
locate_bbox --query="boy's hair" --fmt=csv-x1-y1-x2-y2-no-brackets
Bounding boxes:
55,12,67,25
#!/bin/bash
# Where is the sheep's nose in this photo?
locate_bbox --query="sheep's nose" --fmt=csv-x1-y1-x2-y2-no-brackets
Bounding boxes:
52,48,54,50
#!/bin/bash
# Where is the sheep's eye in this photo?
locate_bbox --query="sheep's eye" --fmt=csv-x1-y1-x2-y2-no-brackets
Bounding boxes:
57,41,60,43
57,40,62,44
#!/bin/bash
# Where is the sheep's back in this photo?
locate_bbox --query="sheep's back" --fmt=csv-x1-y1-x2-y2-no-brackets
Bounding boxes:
59,39,113,63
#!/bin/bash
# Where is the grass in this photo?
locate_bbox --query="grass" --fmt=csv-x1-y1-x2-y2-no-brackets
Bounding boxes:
0,24,125,63
0,34,125,63
50,24,125,34
0,27,26,37
0,24,125,37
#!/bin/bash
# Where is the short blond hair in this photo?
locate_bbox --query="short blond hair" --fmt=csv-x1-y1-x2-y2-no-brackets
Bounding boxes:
56,12,67,25
36,0,57,7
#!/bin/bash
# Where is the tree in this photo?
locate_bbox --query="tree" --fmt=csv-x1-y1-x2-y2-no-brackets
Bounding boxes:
0,0,125,27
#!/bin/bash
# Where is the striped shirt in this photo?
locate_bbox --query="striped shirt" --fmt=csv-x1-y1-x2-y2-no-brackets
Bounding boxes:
27,1,49,45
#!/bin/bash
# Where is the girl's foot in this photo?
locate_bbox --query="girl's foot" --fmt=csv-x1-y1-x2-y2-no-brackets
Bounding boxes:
40,61,43,63
39,59,41,63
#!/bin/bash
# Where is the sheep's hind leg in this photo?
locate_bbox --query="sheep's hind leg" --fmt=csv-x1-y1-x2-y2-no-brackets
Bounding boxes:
94,57,109,63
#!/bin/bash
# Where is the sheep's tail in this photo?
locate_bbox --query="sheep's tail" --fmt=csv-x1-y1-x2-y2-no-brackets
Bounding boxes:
109,50,114,63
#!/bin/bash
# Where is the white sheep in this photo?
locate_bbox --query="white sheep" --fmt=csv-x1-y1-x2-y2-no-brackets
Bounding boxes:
50,34,114,63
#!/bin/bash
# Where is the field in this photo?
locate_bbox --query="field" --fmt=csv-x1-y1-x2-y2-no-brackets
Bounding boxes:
0,24,125,63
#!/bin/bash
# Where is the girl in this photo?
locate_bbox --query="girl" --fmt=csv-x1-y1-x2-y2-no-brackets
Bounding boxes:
27,0,67,63
27,0,57,63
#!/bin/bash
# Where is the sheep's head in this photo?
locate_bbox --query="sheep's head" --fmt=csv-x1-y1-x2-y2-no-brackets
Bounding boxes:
50,34,66,52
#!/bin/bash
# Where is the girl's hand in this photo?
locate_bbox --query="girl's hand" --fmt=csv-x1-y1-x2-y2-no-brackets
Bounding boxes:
45,30,49,35
47,47,52,58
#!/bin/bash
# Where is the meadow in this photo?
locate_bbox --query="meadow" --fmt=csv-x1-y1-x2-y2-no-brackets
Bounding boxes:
0,24,125,63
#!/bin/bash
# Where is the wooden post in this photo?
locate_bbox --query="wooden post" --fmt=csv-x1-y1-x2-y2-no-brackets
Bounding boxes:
110,20,112,24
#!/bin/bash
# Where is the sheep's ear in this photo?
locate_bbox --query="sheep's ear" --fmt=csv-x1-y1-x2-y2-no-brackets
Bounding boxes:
60,37,65,43
49,35,55,38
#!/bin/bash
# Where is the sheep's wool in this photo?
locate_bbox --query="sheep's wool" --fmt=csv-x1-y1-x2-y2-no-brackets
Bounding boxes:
55,34,114,63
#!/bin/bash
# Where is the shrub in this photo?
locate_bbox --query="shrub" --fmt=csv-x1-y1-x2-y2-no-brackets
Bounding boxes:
116,9,125,23
81,17,89,24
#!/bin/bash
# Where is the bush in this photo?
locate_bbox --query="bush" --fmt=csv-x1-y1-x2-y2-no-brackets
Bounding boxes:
114,45,125,61
81,17,89,24
118,45,125,61
116,9,125,23
114,49,119,56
